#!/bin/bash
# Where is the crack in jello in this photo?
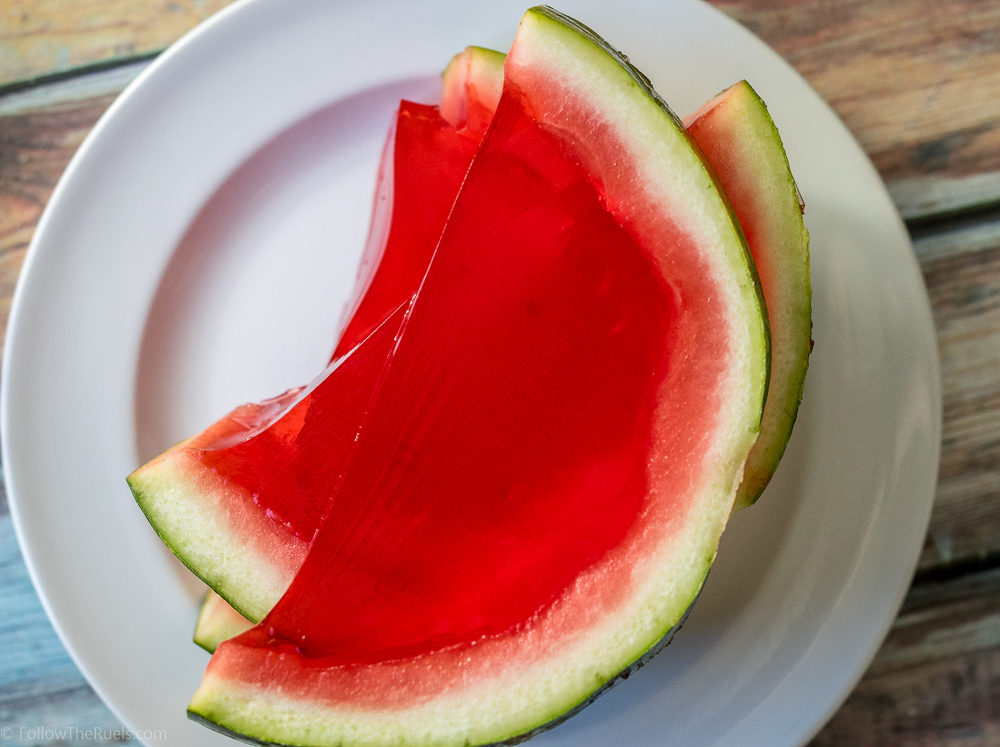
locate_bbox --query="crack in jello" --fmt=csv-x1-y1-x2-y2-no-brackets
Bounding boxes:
334,101,481,359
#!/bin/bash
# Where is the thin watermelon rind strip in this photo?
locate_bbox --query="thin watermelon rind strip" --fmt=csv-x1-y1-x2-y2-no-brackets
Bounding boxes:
184,564,714,747
194,590,254,654
688,81,811,510
186,580,707,747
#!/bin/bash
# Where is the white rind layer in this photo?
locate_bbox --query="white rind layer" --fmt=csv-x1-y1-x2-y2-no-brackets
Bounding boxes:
187,6,769,746
440,46,506,131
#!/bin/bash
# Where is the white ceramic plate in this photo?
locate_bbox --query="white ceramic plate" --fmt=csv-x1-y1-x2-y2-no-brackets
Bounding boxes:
2,1,940,745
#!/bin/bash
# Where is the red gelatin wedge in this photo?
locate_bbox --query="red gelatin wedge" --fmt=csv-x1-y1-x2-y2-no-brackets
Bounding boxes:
335,48,505,358
251,92,673,662
334,47,503,359
187,61,509,648
128,302,411,621
188,8,768,746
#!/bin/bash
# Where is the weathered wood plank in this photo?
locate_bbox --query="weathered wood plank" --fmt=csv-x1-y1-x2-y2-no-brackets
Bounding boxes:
0,0,235,89
892,174,1000,224
709,0,1000,219
0,58,146,115
916,225,1000,573
812,566,1000,746
0,66,147,364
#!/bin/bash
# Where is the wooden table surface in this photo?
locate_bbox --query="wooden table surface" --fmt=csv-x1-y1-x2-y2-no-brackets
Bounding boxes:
2,0,1000,744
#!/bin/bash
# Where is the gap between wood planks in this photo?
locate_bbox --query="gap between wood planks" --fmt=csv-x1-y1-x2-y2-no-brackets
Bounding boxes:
0,0,238,89
812,563,1000,745
0,52,160,100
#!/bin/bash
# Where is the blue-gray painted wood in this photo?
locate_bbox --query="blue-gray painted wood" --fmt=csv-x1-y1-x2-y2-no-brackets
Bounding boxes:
0,470,125,746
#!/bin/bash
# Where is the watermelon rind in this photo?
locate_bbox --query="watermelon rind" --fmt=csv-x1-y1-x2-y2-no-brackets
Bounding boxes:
685,80,811,509
128,439,308,622
194,590,254,654
185,6,768,747
187,598,699,747
440,46,506,132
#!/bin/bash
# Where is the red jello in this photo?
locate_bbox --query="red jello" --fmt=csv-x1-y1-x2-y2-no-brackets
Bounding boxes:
334,101,480,359
237,89,676,664
182,100,482,547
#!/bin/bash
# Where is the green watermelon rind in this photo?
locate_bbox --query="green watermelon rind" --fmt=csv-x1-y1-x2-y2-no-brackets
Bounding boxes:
441,46,506,133
441,46,506,96
184,6,768,747
186,571,711,747
128,450,307,623
187,589,702,747
687,81,811,510
194,590,255,654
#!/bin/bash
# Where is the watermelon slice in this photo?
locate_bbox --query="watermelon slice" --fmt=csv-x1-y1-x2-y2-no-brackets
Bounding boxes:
684,81,811,508
185,7,768,746
440,45,505,136
440,51,810,512
192,65,804,664
194,591,253,653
